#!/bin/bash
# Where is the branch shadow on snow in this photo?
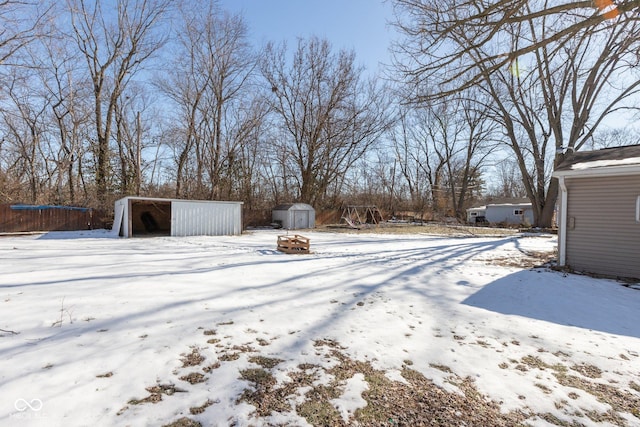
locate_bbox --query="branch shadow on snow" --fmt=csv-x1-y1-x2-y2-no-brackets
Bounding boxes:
462,269,640,339
0,235,514,363
36,230,115,239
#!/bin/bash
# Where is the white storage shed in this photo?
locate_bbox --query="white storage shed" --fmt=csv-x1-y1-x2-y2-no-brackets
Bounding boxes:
272,203,315,229
112,196,243,237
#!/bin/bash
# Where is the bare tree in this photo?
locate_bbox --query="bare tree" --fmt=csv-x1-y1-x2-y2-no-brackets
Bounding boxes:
345,148,406,214
488,158,528,199
27,17,94,205
448,95,496,218
158,1,257,200
67,0,169,205
1,72,49,203
391,0,640,93
113,85,154,196
390,106,445,214
221,96,270,205
393,0,640,227
0,1,53,202
0,1,50,66
390,94,495,219
260,37,391,206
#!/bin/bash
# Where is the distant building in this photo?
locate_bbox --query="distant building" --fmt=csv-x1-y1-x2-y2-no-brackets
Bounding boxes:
466,206,487,223
467,202,533,225
553,145,640,280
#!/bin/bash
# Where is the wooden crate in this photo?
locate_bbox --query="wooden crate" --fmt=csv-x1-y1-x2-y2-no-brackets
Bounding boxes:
277,234,311,254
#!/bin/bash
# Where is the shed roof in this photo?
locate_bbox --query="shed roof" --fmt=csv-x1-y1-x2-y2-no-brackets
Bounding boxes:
273,203,314,211
554,145,640,177
116,196,243,205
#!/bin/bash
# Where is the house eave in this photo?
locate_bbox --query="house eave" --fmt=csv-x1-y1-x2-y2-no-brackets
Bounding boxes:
553,164,640,178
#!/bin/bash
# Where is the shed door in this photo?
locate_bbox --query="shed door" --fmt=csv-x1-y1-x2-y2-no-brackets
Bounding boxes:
293,210,309,229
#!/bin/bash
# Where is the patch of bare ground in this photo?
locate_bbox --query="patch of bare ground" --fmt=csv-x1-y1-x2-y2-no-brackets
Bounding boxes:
248,355,283,369
128,338,640,426
553,371,640,423
128,383,187,405
235,342,527,426
162,417,201,427
202,362,220,373
180,347,205,367
189,399,216,415
536,412,585,426
488,249,556,268
512,353,640,425
352,359,527,426
570,363,602,379
179,372,206,384
237,368,298,417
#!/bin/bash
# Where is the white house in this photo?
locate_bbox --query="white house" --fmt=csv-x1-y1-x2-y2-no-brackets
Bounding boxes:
467,203,533,225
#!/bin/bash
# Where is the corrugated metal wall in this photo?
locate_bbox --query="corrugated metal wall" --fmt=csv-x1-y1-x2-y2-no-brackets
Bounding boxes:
171,201,242,236
0,204,96,233
566,175,640,279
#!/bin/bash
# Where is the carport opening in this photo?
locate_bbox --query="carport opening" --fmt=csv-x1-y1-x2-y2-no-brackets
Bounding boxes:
130,199,171,236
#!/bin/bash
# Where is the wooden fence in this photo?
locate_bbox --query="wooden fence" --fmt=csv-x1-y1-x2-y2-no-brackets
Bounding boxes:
0,204,99,233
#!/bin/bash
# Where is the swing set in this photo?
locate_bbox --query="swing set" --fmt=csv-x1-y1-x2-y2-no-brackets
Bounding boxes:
340,205,384,229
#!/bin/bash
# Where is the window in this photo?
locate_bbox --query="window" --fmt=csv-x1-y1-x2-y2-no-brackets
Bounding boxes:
514,209,524,215
636,196,640,222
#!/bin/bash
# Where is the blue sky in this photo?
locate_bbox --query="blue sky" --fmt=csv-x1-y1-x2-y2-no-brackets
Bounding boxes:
218,0,395,74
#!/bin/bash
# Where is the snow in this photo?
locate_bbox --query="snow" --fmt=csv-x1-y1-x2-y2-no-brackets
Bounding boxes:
330,373,369,423
1,229,639,426
570,157,640,170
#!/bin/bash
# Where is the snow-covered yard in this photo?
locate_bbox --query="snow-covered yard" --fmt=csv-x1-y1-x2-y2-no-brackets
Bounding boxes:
1,229,639,426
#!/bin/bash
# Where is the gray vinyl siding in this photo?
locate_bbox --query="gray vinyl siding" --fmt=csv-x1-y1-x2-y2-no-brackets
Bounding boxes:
565,175,640,279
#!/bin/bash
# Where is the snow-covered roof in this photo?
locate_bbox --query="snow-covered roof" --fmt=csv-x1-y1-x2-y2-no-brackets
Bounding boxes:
554,145,640,177
115,196,243,205
467,203,531,212
487,203,532,208
569,157,640,170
